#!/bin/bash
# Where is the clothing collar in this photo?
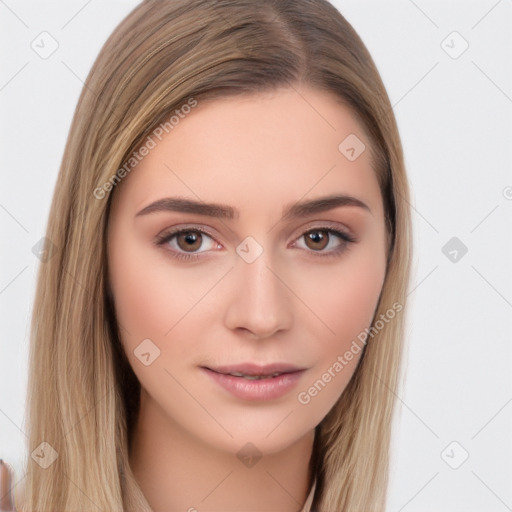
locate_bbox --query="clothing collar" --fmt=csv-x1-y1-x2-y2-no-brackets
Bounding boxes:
300,478,316,512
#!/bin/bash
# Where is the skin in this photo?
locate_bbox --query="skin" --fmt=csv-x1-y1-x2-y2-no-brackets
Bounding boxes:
107,86,388,512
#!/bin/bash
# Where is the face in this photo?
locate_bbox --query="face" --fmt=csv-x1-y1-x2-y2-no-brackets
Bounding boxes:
107,86,388,457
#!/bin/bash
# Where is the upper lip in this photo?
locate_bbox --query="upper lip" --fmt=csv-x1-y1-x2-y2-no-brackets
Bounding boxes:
202,363,305,377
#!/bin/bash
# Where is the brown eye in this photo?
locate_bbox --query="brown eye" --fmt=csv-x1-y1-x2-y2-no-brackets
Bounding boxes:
294,227,356,257
304,230,330,251
176,230,203,252
155,227,219,260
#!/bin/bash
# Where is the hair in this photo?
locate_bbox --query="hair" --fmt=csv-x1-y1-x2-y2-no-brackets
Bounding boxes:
19,0,412,510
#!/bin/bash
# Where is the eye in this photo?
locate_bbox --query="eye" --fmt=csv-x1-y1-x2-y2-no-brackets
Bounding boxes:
293,228,357,257
155,225,357,262
155,227,222,261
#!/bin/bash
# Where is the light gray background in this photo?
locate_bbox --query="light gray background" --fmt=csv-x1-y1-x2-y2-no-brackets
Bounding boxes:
1,1,511,510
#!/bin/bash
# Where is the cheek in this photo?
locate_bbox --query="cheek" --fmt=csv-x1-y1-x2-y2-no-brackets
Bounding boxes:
108,230,225,359
296,247,386,345
291,251,385,418
326,258,384,339
109,253,178,342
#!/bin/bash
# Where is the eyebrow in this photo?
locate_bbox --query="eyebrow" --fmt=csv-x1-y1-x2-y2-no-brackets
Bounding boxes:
135,194,371,220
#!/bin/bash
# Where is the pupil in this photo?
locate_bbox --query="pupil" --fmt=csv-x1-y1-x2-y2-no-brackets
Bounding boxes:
185,233,197,244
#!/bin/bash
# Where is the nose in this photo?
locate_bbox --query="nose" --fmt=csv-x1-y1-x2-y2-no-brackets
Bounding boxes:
223,247,293,339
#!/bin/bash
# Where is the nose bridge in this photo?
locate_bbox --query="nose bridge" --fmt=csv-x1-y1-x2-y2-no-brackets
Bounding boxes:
224,238,292,337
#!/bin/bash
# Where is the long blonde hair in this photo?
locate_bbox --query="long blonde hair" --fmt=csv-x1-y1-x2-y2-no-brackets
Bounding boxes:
20,1,412,510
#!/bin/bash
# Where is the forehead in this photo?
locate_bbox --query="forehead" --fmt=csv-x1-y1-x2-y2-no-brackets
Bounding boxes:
113,87,383,218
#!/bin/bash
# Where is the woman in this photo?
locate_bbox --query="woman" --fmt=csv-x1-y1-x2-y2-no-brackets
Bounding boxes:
9,0,412,510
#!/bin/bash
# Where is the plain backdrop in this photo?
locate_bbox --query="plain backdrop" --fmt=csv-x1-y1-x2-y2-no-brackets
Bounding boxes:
1,1,511,510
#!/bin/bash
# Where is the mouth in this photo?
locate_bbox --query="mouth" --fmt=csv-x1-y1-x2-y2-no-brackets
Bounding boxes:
201,362,304,380
200,363,306,401
217,372,284,380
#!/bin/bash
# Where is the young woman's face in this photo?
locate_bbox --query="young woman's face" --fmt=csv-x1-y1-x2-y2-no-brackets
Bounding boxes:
107,86,387,456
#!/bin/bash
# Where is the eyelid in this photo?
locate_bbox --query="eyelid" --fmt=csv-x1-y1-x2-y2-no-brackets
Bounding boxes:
286,220,356,243
154,221,358,261
155,222,219,238
155,225,222,250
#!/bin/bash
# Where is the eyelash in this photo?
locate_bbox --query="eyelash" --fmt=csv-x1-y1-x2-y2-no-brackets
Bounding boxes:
154,226,357,262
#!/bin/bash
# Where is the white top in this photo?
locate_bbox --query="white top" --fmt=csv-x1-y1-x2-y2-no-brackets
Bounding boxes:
300,478,316,512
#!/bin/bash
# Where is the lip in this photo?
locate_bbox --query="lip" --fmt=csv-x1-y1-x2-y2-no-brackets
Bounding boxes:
201,363,306,401
204,362,304,377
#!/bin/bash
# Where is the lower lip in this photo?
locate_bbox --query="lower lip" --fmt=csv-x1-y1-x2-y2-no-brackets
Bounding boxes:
201,368,305,401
